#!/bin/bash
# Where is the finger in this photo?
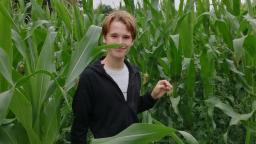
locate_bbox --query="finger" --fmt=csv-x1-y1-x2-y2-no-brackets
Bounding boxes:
156,80,173,92
163,80,171,86
165,84,173,92
161,81,172,89
157,85,167,90
159,85,171,91
163,86,171,91
158,80,170,85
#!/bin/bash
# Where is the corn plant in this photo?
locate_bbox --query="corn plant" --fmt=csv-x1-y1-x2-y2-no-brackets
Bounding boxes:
1,0,256,144
127,0,256,143
0,0,103,143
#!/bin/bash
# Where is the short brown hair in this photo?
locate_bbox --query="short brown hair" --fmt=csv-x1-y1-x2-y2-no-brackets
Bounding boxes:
102,10,136,40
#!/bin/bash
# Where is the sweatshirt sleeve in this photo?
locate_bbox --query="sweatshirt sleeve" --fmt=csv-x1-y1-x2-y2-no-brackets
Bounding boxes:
136,72,158,113
71,71,92,144
137,91,158,113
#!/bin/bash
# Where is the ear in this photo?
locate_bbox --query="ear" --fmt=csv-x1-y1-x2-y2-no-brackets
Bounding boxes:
103,36,106,44
131,40,134,46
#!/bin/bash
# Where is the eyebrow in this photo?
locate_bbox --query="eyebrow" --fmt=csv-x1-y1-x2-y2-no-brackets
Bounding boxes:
109,33,131,36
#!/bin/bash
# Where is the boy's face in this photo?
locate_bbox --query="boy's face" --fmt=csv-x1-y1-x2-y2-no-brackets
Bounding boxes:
103,20,134,59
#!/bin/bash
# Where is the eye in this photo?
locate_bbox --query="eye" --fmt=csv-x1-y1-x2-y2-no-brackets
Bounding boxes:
110,34,118,38
123,35,131,39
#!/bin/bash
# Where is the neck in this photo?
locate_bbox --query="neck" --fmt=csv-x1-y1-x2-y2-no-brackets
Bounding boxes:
102,55,125,70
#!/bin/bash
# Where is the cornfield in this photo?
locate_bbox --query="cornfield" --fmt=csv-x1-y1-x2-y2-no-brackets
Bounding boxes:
0,0,255,144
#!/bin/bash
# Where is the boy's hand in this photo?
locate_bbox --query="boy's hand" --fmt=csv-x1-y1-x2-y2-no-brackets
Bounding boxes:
151,80,173,100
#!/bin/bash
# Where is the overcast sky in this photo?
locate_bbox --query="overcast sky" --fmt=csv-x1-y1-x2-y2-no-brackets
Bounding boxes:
93,0,180,9
93,0,247,9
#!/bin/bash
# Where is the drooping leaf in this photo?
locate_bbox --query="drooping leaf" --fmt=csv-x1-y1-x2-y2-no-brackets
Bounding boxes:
178,130,199,144
225,59,244,76
25,20,50,39
92,123,175,144
206,97,255,126
244,15,256,31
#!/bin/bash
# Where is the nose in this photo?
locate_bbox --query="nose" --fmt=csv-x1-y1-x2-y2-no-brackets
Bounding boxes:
117,37,123,44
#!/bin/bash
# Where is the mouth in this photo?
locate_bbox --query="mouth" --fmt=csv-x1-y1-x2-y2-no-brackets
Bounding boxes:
115,47,127,52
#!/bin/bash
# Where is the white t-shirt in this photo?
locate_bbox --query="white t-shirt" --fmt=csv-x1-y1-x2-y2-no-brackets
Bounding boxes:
104,64,129,101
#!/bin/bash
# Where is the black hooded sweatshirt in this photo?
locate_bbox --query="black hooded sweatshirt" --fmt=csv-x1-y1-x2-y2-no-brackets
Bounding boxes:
71,58,157,144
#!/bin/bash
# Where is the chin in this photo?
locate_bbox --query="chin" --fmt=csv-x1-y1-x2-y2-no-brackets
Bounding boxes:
111,53,125,59
114,55,126,59
112,52,126,58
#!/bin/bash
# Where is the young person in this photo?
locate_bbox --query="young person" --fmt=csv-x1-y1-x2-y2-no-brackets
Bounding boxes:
71,10,172,144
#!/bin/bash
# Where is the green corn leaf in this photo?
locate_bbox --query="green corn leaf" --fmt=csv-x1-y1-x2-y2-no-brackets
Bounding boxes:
0,0,13,89
0,123,29,144
168,34,182,79
73,6,84,40
65,25,101,91
25,27,56,137
225,59,245,76
0,88,14,124
31,27,56,114
0,126,18,144
52,0,72,32
206,97,255,126
233,36,246,64
215,20,233,49
180,58,195,129
41,95,59,144
0,1,16,29
233,0,240,16
178,130,199,144
243,121,256,132
124,0,135,13
244,14,256,31
246,0,254,17
169,34,179,49
12,30,32,74
0,3,12,53
31,0,46,20
0,48,13,86
10,89,41,144
12,30,29,62
82,0,94,21
92,123,177,144
200,49,215,98
170,96,180,115
179,11,194,58
244,34,256,60
25,20,50,39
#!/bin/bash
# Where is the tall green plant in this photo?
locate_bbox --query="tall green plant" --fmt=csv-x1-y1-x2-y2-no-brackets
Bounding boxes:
0,0,102,143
